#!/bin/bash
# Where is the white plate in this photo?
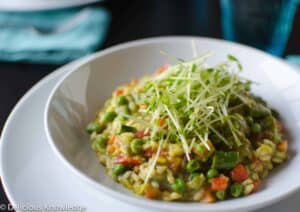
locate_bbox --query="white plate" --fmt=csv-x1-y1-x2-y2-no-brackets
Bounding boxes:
0,43,299,212
0,0,100,11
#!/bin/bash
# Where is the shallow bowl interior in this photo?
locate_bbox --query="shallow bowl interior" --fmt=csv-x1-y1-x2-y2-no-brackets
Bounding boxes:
45,37,300,212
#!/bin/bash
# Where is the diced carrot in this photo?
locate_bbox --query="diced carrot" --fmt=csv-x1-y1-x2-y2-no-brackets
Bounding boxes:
277,140,288,152
201,189,215,203
144,185,160,199
159,117,166,127
115,88,124,96
231,164,249,183
168,157,182,172
115,155,141,166
107,145,115,155
211,175,229,191
251,181,260,193
108,135,116,145
155,64,169,75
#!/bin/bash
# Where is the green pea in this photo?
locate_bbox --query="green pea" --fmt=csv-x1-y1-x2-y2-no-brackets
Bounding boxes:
118,106,131,115
246,116,254,125
244,81,251,91
171,178,186,193
207,168,219,179
251,105,271,118
113,164,127,175
186,160,200,173
117,96,128,106
271,108,280,118
92,134,108,150
103,111,117,123
230,183,243,197
196,143,206,155
251,123,261,133
130,139,144,154
188,173,205,189
86,122,103,134
216,190,226,200
210,134,221,144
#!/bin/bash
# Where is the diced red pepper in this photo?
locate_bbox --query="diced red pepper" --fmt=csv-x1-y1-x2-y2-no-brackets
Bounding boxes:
135,129,150,138
231,164,249,183
211,175,229,191
144,148,156,157
115,155,140,166
251,181,260,193
144,147,168,158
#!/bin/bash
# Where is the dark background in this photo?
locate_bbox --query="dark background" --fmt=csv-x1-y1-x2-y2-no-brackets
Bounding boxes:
0,0,299,207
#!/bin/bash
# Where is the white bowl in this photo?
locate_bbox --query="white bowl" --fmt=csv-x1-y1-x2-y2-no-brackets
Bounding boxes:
44,36,300,212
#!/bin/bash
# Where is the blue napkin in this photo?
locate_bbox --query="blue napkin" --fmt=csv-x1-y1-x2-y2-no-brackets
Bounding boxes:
286,55,300,68
0,7,110,64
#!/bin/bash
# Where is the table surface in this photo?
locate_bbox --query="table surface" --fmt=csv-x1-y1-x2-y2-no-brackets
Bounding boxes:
0,0,299,207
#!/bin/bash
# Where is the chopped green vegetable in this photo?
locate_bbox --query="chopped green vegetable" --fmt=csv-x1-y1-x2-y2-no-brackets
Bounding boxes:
117,125,137,134
212,151,239,169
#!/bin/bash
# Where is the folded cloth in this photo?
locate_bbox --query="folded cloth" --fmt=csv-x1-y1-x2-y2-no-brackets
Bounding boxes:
0,7,110,64
286,55,300,68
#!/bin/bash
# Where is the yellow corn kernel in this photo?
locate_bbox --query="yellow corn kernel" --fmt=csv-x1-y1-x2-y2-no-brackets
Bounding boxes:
168,144,184,157
157,156,167,164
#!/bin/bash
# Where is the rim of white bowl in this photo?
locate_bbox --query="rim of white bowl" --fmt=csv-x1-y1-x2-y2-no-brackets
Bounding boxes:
44,36,300,212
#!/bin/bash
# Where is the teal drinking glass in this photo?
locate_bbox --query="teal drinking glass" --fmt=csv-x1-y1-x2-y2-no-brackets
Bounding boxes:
220,0,298,56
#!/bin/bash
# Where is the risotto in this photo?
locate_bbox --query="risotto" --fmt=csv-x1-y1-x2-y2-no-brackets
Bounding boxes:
86,54,288,202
